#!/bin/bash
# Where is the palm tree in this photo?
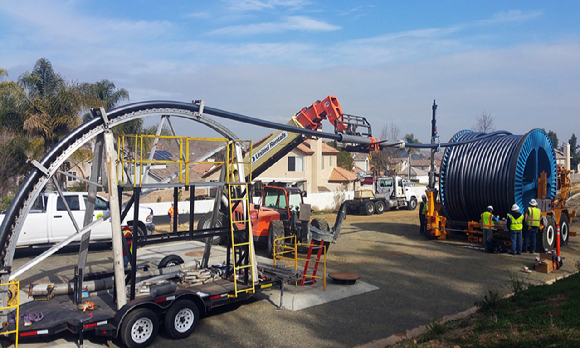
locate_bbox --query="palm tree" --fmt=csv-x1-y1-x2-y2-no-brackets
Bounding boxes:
404,134,421,156
18,58,88,153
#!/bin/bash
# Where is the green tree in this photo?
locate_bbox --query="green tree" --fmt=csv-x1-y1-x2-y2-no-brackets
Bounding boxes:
568,133,579,170
546,130,558,149
404,133,421,156
325,141,354,170
337,151,354,170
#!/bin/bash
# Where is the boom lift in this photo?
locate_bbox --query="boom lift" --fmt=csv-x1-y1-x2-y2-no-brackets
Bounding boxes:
201,96,378,252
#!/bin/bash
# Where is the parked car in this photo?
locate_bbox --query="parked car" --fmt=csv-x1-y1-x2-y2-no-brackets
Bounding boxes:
0,192,154,247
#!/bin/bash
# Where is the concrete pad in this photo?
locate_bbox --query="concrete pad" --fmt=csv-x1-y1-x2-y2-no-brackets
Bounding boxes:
257,278,379,311
140,240,380,311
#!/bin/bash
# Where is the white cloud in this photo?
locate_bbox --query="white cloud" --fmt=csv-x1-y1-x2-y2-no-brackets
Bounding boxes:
224,0,310,12
208,15,340,35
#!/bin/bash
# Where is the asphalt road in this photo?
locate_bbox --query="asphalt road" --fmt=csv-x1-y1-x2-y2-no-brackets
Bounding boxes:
10,210,580,348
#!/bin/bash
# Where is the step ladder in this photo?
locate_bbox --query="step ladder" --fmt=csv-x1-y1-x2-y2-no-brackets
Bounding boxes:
227,182,256,297
301,241,326,287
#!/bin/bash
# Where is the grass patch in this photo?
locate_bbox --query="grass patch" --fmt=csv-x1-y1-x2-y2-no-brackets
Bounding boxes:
393,272,580,347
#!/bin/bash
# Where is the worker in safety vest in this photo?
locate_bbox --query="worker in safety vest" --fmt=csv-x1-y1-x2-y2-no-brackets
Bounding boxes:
419,194,428,234
523,199,541,253
122,225,133,268
506,204,524,255
168,203,176,232
481,206,499,251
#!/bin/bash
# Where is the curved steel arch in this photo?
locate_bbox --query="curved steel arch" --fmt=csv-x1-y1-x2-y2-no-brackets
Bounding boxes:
0,101,239,276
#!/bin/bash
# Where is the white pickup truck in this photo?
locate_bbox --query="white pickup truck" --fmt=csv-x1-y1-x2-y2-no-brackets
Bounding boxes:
0,191,155,247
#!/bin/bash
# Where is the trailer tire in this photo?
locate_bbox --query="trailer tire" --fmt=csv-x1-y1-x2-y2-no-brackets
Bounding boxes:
197,211,226,245
559,213,570,247
158,255,184,269
311,218,331,253
374,200,385,215
121,308,159,348
164,300,200,339
407,197,417,211
539,215,556,252
267,220,285,258
362,201,374,215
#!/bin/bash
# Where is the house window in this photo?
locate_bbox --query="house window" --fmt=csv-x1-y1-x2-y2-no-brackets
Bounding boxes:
67,171,77,182
321,156,325,170
288,156,304,172
330,156,333,167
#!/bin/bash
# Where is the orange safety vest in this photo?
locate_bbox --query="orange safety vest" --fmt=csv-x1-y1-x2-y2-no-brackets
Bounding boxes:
122,228,133,255
526,207,541,227
481,211,494,229
168,205,175,218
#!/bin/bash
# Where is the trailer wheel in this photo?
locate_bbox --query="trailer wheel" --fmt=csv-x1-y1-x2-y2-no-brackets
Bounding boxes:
158,255,184,269
121,308,159,348
374,201,385,215
197,211,226,245
311,218,331,253
559,213,570,247
539,215,556,252
267,220,285,257
362,201,374,215
407,198,417,211
164,300,200,339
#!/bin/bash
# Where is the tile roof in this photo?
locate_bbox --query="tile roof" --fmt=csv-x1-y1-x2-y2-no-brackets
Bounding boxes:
191,162,216,174
302,139,340,155
352,153,369,160
296,142,315,155
328,167,358,182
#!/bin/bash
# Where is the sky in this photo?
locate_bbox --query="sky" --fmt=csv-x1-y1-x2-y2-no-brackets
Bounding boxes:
1,0,580,147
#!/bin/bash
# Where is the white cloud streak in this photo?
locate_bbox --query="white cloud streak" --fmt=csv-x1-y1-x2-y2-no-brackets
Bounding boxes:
224,0,310,12
207,15,340,35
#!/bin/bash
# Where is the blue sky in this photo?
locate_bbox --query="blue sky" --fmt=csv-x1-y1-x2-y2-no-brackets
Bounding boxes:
1,0,579,146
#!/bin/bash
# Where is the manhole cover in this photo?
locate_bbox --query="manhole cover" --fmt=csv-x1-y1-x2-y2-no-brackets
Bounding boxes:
328,271,360,285
185,251,204,257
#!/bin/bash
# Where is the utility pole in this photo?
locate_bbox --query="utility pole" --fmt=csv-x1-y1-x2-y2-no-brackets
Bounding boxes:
428,100,439,190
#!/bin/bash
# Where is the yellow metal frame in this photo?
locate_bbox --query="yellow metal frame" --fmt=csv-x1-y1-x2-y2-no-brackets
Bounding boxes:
117,135,238,187
225,139,255,297
0,280,20,347
273,236,327,291
227,182,256,297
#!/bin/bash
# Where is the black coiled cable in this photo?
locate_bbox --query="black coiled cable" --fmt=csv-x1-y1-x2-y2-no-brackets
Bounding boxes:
440,131,524,222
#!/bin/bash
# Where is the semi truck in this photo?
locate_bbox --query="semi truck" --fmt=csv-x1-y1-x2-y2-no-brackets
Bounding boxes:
345,175,418,215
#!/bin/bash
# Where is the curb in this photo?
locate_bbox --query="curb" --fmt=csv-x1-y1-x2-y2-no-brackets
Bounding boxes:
357,269,580,348
355,306,478,348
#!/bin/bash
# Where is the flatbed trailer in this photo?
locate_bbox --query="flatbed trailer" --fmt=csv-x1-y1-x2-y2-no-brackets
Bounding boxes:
10,273,281,347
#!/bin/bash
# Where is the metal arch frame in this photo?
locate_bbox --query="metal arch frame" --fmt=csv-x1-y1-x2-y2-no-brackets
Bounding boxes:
0,101,240,281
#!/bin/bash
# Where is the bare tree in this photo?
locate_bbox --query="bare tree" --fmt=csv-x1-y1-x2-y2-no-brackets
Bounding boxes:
381,122,401,141
472,111,496,133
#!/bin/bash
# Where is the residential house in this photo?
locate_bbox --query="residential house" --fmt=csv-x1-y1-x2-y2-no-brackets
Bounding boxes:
352,153,370,173
202,137,358,193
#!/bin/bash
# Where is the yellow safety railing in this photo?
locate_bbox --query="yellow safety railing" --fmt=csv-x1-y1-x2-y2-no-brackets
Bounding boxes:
0,280,20,347
117,135,236,187
273,237,327,291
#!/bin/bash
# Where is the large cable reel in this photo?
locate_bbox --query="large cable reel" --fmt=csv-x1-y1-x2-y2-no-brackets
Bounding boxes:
439,128,557,222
